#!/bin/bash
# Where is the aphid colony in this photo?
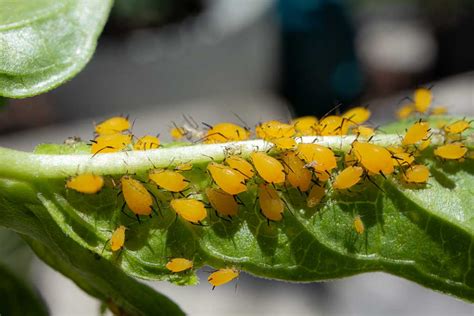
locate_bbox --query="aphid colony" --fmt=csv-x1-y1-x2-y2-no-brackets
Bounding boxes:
64,88,471,288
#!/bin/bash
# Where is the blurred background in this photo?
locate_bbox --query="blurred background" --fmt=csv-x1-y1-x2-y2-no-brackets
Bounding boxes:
0,0,473,315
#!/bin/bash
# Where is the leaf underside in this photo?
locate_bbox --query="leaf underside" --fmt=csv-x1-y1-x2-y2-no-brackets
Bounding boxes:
0,118,473,314
0,0,112,98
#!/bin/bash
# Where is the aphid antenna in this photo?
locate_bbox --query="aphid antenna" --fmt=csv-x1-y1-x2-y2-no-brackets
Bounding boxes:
397,96,414,105
201,122,213,130
214,211,232,223
320,102,342,121
235,195,245,206
151,195,164,218
232,112,251,130
91,146,115,158
364,174,385,193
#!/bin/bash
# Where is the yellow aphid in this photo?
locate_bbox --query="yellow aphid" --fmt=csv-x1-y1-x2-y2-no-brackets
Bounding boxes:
66,174,104,194
95,116,130,135
91,134,132,154
391,152,415,167
397,104,415,119
332,166,364,190
271,137,297,150
292,116,318,136
208,268,239,288
418,139,431,151
296,144,337,175
404,165,430,183
342,107,371,125
206,188,239,217
170,126,186,140
255,120,296,140
258,184,284,222
149,169,189,193
175,163,193,171
444,119,471,134
207,162,247,195
353,215,364,234
402,120,430,146
414,88,432,113
434,143,467,160
225,156,255,180
204,123,250,143
307,185,325,207
353,125,375,138
344,151,357,167
166,258,193,273
111,225,126,252
431,106,447,115
281,152,312,192
121,176,153,216
250,152,286,184
352,141,394,176
134,135,160,150
318,115,350,136
170,198,207,224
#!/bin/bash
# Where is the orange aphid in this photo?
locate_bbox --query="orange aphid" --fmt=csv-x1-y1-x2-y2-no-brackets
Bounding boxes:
292,116,318,136
206,188,239,217
296,144,337,178
397,104,415,119
95,116,130,135
402,120,430,146
121,176,153,216
258,183,284,222
66,174,104,194
271,137,297,150
149,169,189,192
204,123,250,143
91,134,132,154
170,198,207,224
318,115,350,136
250,152,286,184
353,215,365,234
175,163,193,171
444,119,471,134
170,126,186,140
404,165,430,183
332,166,364,190
434,143,467,160
166,258,193,273
207,162,247,195
281,151,312,192
208,268,239,288
255,120,296,140
352,141,394,176
134,135,160,150
111,225,126,252
391,152,415,167
342,107,371,125
431,106,447,115
353,125,375,138
225,156,255,180
414,88,432,113
307,185,325,207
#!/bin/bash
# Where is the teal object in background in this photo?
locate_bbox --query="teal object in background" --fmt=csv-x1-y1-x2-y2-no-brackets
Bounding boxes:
277,0,363,116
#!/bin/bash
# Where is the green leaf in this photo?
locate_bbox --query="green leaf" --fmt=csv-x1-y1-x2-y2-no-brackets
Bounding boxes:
0,262,49,316
0,126,473,313
0,0,113,98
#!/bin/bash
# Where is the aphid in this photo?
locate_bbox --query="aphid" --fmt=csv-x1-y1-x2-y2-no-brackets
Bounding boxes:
258,183,284,222
397,104,415,119
414,87,432,113
444,119,471,134
353,125,375,138
270,137,297,150
170,126,186,140
353,215,365,234
250,152,286,184
208,268,239,289
255,120,296,140
204,123,250,143
166,258,193,273
342,107,371,125
292,116,318,136
332,166,363,190
391,152,415,167
206,188,239,217
403,165,430,183
418,139,431,151
175,162,193,171
170,198,207,224
134,135,160,151
307,185,326,207
207,162,247,195
66,173,104,194
431,106,447,115
110,225,126,252
344,151,357,167
91,134,132,154
352,141,394,176
225,155,255,180
121,175,153,216
149,169,189,193
318,115,350,136
296,144,337,178
434,143,467,160
281,152,312,192
95,116,130,135
402,120,430,146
